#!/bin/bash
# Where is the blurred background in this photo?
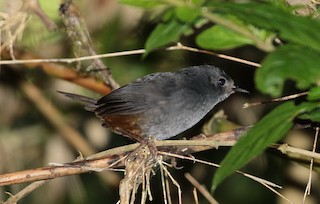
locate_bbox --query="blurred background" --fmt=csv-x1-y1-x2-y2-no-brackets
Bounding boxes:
0,0,319,203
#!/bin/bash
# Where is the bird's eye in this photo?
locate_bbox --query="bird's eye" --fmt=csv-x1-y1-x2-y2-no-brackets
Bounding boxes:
218,77,226,86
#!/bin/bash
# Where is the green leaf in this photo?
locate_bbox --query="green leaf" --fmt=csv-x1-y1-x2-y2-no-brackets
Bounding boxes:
119,0,163,8
299,110,320,122
175,7,200,23
145,20,189,53
308,87,320,101
297,101,320,122
212,102,316,190
208,2,320,52
255,44,320,97
196,25,253,50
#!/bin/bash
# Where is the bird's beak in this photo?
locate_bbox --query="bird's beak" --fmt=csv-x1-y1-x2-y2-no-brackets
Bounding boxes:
233,86,249,94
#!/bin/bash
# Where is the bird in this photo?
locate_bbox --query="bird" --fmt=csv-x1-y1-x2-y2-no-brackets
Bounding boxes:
59,65,248,143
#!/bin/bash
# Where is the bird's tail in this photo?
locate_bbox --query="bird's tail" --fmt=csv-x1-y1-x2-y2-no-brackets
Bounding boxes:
58,91,98,112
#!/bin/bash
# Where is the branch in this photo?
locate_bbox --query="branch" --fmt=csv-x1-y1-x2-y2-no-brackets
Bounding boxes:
0,127,247,186
3,180,47,204
185,173,218,204
1,125,320,187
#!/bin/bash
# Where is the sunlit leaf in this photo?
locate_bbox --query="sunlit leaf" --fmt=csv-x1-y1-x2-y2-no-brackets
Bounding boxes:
196,25,253,50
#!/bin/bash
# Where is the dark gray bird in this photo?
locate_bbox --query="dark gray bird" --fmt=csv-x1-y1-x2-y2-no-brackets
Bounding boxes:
59,65,247,142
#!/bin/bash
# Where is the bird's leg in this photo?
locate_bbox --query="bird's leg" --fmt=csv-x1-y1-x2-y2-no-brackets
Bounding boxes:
126,136,158,164
145,136,158,158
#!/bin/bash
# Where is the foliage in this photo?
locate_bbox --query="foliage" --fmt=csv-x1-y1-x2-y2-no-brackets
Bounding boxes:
120,0,320,190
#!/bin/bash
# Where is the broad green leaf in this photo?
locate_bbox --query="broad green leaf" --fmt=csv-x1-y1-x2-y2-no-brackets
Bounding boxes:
308,87,320,101
119,0,163,8
212,102,317,190
196,25,253,50
145,20,189,53
256,44,320,97
175,7,200,23
208,2,320,52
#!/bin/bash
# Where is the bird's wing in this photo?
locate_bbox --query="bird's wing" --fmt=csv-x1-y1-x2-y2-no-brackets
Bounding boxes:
95,72,179,116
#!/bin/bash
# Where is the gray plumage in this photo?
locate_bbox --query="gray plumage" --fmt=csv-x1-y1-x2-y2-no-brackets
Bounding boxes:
59,65,247,141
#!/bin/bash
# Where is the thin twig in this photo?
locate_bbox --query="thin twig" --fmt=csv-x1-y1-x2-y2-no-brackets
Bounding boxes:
251,178,293,204
303,127,319,203
160,152,282,188
4,180,47,204
243,92,308,108
193,187,199,204
185,173,218,204
275,143,320,161
161,160,173,204
0,49,146,65
0,43,260,68
160,152,291,202
161,160,182,204
140,163,146,204
168,43,261,67
159,160,168,204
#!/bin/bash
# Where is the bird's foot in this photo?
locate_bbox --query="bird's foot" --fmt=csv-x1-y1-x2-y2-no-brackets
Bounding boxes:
126,136,159,164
